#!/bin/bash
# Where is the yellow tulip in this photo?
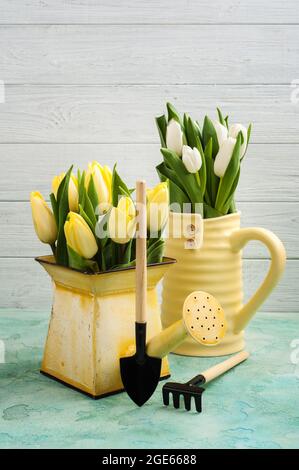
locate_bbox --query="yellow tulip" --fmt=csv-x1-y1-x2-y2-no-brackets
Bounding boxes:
146,182,169,234
52,173,79,212
30,191,57,245
85,161,112,214
64,212,98,259
108,197,136,244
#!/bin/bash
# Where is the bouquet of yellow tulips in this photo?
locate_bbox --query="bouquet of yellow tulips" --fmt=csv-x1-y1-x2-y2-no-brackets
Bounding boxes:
156,102,251,218
30,162,169,273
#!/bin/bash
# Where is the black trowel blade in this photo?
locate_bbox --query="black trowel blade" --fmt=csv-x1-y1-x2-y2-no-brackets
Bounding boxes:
120,354,162,406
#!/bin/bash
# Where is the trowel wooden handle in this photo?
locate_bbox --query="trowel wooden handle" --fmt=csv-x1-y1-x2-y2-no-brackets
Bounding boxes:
146,320,187,358
136,180,147,324
200,350,249,384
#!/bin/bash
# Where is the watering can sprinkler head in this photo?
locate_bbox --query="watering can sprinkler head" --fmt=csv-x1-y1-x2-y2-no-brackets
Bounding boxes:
146,291,227,359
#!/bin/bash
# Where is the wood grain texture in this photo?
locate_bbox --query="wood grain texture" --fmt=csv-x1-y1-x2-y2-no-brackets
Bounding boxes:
0,144,297,202
0,257,296,310
0,202,297,258
0,85,298,143
0,25,297,84
0,1,297,315
200,351,250,383
0,0,298,24
135,180,147,323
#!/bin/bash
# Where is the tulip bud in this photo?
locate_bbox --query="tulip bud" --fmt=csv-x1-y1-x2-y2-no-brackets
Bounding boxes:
166,119,183,156
213,120,228,147
64,212,98,259
214,137,236,177
52,173,79,212
108,196,136,244
147,182,169,234
85,161,112,214
30,191,57,245
229,123,247,157
182,145,202,173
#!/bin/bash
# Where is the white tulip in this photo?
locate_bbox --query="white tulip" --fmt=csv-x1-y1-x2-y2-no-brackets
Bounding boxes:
214,137,236,177
229,123,247,157
166,119,183,156
213,120,228,147
182,145,202,173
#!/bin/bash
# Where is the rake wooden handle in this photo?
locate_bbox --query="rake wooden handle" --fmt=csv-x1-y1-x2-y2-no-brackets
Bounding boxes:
200,350,249,384
146,320,187,358
136,180,147,324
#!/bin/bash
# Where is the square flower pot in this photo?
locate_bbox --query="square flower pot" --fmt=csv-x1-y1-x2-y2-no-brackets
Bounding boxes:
36,255,175,398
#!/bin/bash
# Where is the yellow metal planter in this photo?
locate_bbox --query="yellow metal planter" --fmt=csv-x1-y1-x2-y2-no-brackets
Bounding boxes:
36,255,175,398
162,212,286,356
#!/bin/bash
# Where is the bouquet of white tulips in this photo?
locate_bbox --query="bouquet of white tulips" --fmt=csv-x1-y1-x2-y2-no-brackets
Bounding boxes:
156,102,251,217
31,162,169,273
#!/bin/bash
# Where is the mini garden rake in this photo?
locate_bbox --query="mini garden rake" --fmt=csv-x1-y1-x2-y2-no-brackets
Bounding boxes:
162,350,249,412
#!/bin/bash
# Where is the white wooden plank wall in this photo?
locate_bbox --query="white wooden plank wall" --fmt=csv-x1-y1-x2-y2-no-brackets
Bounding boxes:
0,1,298,311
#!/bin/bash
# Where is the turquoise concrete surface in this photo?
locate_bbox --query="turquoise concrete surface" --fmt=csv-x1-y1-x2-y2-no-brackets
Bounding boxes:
0,309,298,449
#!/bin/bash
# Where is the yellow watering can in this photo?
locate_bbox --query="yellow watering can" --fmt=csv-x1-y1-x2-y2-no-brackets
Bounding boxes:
162,212,286,356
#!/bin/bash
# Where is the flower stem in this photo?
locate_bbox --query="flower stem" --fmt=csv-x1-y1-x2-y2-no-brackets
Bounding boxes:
195,172,201,189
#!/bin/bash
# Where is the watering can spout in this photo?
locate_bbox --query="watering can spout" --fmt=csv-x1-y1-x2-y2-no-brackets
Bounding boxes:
147,291,227,359
230,227,286,334
147,320,186,359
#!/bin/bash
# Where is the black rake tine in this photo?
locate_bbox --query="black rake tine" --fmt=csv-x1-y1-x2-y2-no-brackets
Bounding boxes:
162,382,204,412
194,395,202,413
172,392,180,409
183,394,191,411
162,388,170,406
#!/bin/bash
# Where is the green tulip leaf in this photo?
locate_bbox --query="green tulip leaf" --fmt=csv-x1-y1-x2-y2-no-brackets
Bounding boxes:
77,169,82,187
221,169,240,214
184,114,204,152
95,211,110,249
215,133,242,213
168,179,190,210
156,162,167,182
155,114,167,147
217,107,226,127
56,165,72,209
112,164,131,207
82,192,97,228
122,239,133,265
241,123,252,160
203,203,224,219
195,120,203,142
147,238,165,264
79,170,86,205
100,240,114,271
79,204,95,234
119,186,134,197
166,102,183,126
56,165,73,266
161,148,203,214
247,123,252,146
202,116,219,157
67,245,99,273
183,113,191,143
156,160,185,192
87,175,99,211
228,199,237,214
50,192,59,227
110,260,136,270
204,138,219,206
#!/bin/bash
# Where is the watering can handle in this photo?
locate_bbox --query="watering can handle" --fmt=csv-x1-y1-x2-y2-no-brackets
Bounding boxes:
230,227,286,334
